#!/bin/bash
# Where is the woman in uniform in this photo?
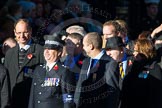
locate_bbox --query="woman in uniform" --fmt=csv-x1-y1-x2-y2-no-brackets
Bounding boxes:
28,35,75,108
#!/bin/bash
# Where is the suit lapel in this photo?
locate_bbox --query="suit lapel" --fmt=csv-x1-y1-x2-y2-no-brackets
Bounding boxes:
13,45,19,73
79,58,90,82
87,53,111,80
74,59,89,105
87,54,107,78
79,53,108,83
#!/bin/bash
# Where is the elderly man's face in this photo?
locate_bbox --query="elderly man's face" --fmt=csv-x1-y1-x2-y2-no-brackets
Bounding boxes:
106,48,124,62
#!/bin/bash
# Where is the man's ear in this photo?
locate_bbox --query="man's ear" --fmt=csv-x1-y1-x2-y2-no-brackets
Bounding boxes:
89,44,94,50
14,29,16,35
58,51,62,57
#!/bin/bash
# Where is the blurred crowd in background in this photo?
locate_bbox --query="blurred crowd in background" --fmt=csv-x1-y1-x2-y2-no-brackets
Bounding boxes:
0,0,162,108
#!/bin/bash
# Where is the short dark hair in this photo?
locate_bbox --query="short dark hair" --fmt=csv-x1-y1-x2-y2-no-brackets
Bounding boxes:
67,33,83,44
86,32,102,49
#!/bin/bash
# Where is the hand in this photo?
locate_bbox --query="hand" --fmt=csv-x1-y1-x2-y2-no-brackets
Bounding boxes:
151,24,162,38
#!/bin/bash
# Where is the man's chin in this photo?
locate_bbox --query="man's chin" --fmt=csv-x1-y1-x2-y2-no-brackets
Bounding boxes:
45,57,51,61
20,39,30,43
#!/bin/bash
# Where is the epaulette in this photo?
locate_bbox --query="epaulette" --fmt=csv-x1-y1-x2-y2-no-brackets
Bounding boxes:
40,64,46,68
62,64,70,69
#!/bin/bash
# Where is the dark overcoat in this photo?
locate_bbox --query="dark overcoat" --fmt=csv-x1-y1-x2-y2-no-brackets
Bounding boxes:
120,59,162,108
4,43,44,108
74,53,120,108
0,64,10,108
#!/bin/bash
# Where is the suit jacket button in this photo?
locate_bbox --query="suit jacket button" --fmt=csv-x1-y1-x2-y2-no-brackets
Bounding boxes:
39,92,41,95
34,83,36,85
38,101,40,103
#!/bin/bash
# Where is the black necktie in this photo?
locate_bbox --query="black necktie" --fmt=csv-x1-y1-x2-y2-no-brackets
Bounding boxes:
46,66,49,72
20,48,26,52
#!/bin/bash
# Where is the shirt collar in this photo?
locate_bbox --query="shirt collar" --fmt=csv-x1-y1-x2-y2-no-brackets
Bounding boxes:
92,50,105,60
46,62,56,71
19,39,32,50
19,45,30,50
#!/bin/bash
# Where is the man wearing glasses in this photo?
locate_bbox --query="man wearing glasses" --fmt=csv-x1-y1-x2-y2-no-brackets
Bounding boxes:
4,18,44,108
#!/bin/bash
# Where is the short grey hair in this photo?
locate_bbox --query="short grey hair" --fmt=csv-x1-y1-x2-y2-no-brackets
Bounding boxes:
66,25,87,37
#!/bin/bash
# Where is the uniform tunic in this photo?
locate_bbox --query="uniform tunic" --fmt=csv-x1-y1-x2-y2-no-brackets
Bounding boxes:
28,61,75,108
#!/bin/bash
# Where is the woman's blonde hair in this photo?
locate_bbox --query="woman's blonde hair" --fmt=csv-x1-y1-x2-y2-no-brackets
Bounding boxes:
134,39,156,59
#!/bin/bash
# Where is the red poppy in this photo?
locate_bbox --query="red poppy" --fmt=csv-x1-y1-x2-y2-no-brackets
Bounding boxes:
27,53,33,59
128,60,132,66
53,65,59,70
78,60,83,65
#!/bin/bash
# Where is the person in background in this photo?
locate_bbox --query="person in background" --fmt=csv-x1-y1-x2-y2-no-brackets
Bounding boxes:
149,24,162,50
120,39,162,108
115,19,129,44
2,37,17,55
105,36,128,80
146,24,162,68
102,20,121,48
66,25,87,37
62,33,86,84
139,0,161,32
104,36,132,108
28,35,75,108
114,19,132,70
17,0,36,23
74,32,120,108
138,31,151,39
1,37,17,64
1,2,23,38
0,64,10,108
60,25,86,58
4,18,44,108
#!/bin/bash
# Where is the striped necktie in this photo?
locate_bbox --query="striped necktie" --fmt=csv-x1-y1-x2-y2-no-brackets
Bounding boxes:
119,62,125,79
19,48,26,68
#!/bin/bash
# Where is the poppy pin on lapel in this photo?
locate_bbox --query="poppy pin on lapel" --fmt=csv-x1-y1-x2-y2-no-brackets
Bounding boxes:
78,60,83,65
27,53,33,59
128,60,132,66
53,65,59,71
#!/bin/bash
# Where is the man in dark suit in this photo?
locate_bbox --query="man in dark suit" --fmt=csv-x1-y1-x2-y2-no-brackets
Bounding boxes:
4,19,44,108
105,36,130,79
28,35,75,108
0,64,10,108
74,32,120,108
62,33,86,84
